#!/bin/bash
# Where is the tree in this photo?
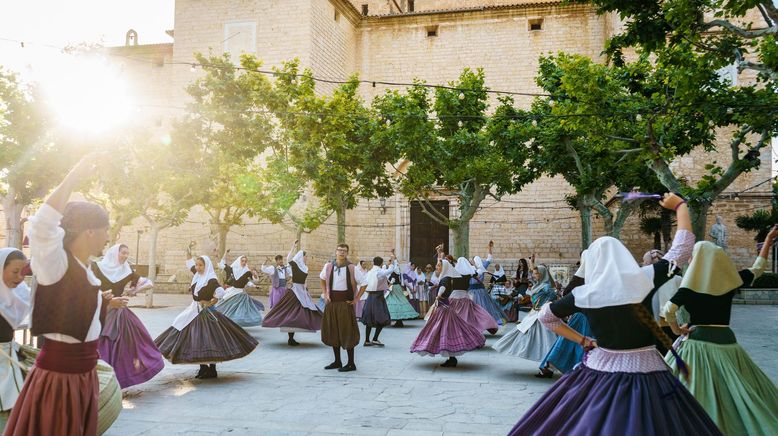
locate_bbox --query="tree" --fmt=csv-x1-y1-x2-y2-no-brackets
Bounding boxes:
736,181,778,242
0,67,73,247
94,135,197,307
567,0,778,239
373,69,537,257
249,59,396,244
173,53,275,257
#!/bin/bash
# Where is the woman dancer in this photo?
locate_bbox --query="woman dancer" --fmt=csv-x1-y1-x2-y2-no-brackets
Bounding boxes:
155,253,257,379
260,253,291,309
410,259,485,367
447,258,499,335
508,194,719,436
92,244,164,389
216,251,264,327
662,228,778,436
0,248,31,413
492,262,558,362
469,242,508,325
262,240,323,346
385,253,418,327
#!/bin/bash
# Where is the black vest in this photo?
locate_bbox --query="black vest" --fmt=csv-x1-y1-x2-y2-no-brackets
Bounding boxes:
290,261,308,284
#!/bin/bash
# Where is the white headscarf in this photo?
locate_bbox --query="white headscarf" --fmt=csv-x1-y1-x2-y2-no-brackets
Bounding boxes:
493,265,506,279
0,248,32,329
455,257,476,276
191,256,219,296
528,264,553,295
230,255,249,280
440,259,461,280
572,236,654,309
680,241,743,296
473,256,486,275
96,244,133,283
290,250,308,273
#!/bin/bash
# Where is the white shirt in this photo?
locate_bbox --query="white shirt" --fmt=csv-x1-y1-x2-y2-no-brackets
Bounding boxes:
261,265,289,279
319,262,349,291
28,204,102,344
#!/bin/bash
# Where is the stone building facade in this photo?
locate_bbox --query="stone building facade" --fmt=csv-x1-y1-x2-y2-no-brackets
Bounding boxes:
4,0,770,290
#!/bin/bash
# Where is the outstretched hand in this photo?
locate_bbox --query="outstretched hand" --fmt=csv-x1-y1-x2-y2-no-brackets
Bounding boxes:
659,193,685,211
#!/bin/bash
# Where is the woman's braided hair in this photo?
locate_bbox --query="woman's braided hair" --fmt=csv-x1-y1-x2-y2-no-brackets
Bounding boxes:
631,302,690,379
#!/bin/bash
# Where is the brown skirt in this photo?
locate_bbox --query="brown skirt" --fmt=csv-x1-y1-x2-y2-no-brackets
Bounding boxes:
3,366,98,436
321,301,360,349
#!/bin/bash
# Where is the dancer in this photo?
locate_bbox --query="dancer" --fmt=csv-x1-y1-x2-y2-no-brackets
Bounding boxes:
216,251,264,327
469,241,508,325
385,252,418,327
643,248,687,342
662,228,778,436
5,154,126,436
450,258,499,335
91,244,164,389
320,244,361,372
414,266,429,319
0,248,31,413
410,259,485,367
354,255,394,347
492,261,558,362
262,240,323,346
508,194,720,436
260,253,290,309
154,253,257,379
354,260,368,320
402,263,420,315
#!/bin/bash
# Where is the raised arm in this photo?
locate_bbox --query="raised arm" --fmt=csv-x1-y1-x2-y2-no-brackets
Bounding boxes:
287,240,299,262
659,193,694,266
749,225,778,283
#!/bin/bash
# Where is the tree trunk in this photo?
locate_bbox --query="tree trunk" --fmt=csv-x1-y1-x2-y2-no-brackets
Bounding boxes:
145,222,160,308
108,213,131,245
451,220,470,258
611,199,644,239
690,203,711,242
579,205,592,249
217,224,229,259
1,194,24,249
336,202,346,244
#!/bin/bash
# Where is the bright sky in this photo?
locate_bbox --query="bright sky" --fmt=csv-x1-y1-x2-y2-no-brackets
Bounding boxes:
0,0,174,74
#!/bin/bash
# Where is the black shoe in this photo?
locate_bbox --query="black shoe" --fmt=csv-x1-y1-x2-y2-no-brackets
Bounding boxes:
534,369,553,379
200,365,217,379
440,357,458,368
363,341,374,347
195,365,207,379
371,340,385,347
338,363,357,372
393,320,404,327
288,337,300,346
324,361,343,370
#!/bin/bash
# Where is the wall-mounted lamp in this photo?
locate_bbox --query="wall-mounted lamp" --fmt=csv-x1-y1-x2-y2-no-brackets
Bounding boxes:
379,197,387,215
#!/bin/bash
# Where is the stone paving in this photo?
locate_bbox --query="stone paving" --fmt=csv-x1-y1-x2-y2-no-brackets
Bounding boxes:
106,294,778,436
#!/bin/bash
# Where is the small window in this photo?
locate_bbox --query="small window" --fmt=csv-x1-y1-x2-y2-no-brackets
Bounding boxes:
528,18,544,31
362,4,369,15
334,10,340,22
426,25,438,37
408,0,415,12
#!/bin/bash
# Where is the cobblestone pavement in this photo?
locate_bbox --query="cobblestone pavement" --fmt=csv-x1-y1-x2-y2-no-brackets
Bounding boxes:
106,294,778,436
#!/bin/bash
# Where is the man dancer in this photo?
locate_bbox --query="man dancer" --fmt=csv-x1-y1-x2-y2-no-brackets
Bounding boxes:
6,154,126,436
319,244,360,372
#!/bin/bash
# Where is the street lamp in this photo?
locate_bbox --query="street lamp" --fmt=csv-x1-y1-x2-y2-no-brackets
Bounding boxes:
379,197,387,215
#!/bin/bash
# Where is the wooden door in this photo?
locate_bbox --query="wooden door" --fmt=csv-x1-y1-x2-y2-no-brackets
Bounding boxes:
409,200,449,267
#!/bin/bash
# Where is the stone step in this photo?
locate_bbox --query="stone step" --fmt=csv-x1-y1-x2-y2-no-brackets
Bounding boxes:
734,288,778,305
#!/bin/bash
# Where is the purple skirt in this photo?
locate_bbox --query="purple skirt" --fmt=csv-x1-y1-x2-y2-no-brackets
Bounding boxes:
449,297,498,334
360,293,391,327
262,289,323,332
410,303,485,357
268,286,286,308
154,308,258,364
98,307,164,389
509,347,722,436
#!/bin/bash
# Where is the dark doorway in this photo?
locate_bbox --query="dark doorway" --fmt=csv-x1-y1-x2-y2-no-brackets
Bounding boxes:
410,200,449,267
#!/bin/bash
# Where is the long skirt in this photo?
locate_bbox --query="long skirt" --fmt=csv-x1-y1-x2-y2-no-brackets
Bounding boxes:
360,293,391,328
355,299,366,319
410,302,485,357
468,286,507,325
666,326,778,436
321,301,360,349
155,307,258,364
0,342,23,413
98,307,165,389
492,315,556,361
2,346,122,435
385,285,418,320
215,290,264,327
262,289,322,332
509,346,722,436
539,312,593,373
268,285,287,308
448,297,498,335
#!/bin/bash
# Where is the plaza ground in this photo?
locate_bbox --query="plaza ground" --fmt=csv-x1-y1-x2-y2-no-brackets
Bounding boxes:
107,294,778,436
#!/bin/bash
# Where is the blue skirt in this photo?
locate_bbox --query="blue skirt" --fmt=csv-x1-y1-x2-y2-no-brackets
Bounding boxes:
468,286,507,325
539,312,593,373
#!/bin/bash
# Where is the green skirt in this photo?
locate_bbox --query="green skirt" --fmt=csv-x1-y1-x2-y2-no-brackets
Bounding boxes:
385,285,419,320
0,344,122,435
666,326,778,436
